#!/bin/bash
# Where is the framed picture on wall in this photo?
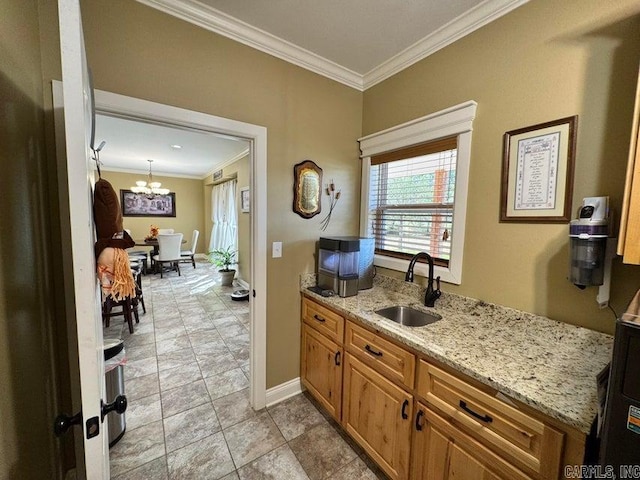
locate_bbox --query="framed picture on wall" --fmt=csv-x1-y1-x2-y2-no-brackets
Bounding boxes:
120,190,177,217
500,116,577,223
240,187,250,213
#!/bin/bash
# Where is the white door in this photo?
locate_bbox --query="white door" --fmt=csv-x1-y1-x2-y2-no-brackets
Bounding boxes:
57,0,109,477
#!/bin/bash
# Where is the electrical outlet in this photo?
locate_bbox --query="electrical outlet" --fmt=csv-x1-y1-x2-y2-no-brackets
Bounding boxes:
272,241,282,258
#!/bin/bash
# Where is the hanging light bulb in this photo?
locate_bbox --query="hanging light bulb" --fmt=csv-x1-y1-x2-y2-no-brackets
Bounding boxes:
131,159,170,197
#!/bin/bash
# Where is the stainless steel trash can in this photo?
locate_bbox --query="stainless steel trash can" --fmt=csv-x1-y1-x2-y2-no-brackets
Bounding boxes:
104,339,126,447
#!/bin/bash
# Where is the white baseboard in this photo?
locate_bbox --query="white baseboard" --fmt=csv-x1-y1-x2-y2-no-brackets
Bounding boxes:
236,278,250,290
195,253,208,259
265,377,304,407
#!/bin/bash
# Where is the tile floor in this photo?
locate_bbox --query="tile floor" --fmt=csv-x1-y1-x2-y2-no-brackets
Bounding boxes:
105,259,388,480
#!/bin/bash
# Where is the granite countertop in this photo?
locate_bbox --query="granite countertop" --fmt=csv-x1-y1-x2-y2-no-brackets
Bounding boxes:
300,273,613,434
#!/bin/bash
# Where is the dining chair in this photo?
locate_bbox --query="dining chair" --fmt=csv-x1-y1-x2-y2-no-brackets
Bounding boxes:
153,233,183,278
158,228,174,234
180,229,199,268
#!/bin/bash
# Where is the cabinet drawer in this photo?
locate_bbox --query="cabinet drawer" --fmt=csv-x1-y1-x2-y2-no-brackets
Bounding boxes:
417,360,564,479
346,321,415,389
302,297,344,343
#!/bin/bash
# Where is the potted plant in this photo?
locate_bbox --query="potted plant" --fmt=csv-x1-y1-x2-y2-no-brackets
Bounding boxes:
208,245,237,286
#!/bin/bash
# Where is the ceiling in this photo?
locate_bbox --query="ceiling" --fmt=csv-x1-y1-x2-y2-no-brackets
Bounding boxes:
96,114,250,178
100,0,529,177
137,0,529,89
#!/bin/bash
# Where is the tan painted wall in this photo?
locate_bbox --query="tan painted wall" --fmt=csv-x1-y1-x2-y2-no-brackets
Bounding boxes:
203,155,251,282
102,171,205,254
72,0,363,387
363,0,640,334
0,0,62,477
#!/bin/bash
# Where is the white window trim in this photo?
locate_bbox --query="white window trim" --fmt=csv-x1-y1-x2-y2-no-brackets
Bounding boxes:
359,101,477,285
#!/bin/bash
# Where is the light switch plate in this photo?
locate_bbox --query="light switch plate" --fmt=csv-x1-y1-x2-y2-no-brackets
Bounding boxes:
272,241,282,258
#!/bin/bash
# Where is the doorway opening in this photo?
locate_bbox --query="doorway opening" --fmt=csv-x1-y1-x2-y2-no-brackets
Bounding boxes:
93,88,267,412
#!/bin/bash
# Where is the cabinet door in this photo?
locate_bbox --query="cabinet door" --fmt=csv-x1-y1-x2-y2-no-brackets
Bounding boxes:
301,323,342,420
343,353,412,480
411,403,533,480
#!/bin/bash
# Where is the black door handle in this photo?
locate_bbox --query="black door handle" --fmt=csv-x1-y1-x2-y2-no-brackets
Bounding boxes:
101,395,128,421
54,411,82,436
415,409,425,431
401,399,409,419
334,351,341,366
364,344,383,357
459,400,493,423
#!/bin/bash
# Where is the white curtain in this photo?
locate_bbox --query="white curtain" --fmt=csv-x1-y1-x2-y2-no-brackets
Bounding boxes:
209,180,238,256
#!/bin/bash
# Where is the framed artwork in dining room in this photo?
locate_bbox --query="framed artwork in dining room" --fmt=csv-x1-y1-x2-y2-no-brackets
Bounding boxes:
120,190,177,217
240,186,250,213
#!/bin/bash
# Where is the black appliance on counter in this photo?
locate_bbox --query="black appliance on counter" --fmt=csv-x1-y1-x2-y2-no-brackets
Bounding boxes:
599,293,640,469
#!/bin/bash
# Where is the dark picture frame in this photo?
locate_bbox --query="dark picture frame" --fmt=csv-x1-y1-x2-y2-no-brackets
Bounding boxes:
293,160,323,219
120,190,176,217
500,116,577,223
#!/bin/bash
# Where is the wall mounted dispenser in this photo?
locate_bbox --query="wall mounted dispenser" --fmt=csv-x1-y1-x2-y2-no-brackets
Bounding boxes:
569,196,616,308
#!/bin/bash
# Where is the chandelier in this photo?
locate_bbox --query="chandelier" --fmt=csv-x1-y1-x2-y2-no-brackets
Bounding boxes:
130,159,170,197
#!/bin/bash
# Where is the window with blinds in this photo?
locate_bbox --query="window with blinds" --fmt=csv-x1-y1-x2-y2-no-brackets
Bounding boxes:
369,136,457,266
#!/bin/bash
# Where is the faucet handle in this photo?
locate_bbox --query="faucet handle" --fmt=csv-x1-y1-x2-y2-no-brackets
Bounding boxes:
435,276,441,292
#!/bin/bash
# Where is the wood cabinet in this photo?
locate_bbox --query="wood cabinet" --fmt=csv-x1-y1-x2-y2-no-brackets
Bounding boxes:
416,360,564,478
412,403,533,480
300,296,585,480
618,66,640,263
343,352,413,480
300,323,343,420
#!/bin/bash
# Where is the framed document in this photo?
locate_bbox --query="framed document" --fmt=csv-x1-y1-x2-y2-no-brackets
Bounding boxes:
500,116,577,223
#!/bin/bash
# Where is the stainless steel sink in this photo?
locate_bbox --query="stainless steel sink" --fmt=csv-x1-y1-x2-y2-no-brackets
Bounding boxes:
375,306,441,327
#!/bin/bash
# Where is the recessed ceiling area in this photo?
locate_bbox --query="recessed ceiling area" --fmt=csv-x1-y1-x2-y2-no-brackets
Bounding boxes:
137,0,528,89
95,114,250,178
198,0,485,74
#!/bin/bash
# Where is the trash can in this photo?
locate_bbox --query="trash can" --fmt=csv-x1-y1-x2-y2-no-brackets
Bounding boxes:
104,338,126,448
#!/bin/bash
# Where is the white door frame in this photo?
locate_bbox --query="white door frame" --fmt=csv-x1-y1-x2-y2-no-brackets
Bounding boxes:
93,89,268,409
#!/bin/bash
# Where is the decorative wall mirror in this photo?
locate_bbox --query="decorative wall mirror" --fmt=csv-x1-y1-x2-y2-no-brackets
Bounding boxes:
293,160,323,218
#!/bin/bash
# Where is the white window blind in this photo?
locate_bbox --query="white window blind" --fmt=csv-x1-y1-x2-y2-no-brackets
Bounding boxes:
369,136,457,265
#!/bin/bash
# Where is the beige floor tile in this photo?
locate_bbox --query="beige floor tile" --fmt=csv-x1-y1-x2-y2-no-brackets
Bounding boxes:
267,394,327,441
112,457,168,480
158,362,202,392
223,411,286,468
288,422,358,480
237,444,309,480
157,347,196,372
204,368,249,400
155,334,192,355
125,373,159,401
126,392,162,431
126,357,158,379
161,379,210,417
164,402,221,453
110,420,166,477
328,456,383,480
166,432,235,480
212,388,257,429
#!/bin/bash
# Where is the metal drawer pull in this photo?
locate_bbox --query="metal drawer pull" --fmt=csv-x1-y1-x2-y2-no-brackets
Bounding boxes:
313,314,325,322
415,409,425,431
334,351,341,366
459,400,493,423
364,344,383,357
401,399,409,419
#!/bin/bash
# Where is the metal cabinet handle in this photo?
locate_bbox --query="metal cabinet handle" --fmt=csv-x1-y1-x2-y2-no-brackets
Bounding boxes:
364,344,383,357
415,409,425,431
401,399,409,419
313,314,325,322
459,400,493,423
334,351,341,366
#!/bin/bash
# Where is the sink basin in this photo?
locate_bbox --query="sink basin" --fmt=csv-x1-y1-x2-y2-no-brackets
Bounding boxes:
375,306,441,327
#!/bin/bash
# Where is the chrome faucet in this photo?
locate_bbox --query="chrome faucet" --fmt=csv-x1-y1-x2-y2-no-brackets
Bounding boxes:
405,252,441,307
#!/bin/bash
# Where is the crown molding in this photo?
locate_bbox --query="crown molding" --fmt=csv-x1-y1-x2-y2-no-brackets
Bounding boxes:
136,0,363,90
136,0,528,92
363,0,530,89
203,147,250,179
